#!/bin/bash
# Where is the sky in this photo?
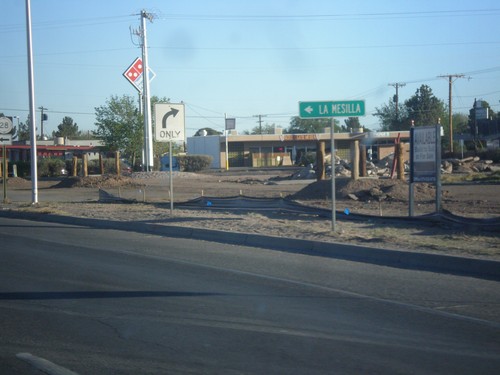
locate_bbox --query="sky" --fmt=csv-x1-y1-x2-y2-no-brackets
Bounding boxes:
1,0,500,137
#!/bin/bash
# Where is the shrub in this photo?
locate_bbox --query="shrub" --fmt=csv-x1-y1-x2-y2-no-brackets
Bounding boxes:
38,158,66,177
176,155,213,172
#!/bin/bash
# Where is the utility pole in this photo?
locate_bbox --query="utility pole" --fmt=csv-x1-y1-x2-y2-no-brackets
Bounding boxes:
141,10,154,171
438,74,465,153
132,10,155,171
388,83,406,126
253,114,267,134
38,106,47,139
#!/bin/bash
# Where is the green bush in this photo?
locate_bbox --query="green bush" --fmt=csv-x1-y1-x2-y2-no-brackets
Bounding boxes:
38,158,66,177
177,155,213,172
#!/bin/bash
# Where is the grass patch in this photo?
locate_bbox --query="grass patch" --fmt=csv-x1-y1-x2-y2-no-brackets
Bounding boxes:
442,171,500,184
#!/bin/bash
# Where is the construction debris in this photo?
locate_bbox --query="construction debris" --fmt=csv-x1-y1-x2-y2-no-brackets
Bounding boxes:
442,157,498,174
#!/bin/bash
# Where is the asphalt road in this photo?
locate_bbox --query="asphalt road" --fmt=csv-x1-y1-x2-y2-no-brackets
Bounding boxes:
0,217,499,374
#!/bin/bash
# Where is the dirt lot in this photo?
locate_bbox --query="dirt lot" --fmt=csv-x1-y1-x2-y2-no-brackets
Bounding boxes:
1,169,499,260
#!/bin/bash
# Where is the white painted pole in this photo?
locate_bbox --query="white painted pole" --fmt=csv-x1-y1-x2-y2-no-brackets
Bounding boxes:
331,119,336,232
25,0,38,204
169,140,174,215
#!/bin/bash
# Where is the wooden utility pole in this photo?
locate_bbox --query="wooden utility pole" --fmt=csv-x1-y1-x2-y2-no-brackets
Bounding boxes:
438,74,465,153
253,114,268,134
388,82,406,126
38,106,48,139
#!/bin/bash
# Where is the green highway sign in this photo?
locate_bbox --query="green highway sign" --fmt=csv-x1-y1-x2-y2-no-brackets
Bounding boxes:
299,100,365,118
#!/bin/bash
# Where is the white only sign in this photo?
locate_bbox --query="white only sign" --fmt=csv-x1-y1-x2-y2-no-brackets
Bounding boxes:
154,103,185,142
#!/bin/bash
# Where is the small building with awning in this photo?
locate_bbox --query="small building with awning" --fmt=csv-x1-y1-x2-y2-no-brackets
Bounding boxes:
4,138,103,163
187,128,409,169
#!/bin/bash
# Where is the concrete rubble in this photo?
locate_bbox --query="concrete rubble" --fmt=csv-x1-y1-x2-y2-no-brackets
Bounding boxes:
441,156,499,174
288,153,499,181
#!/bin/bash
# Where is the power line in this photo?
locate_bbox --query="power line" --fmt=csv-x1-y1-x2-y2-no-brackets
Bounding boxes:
0,15,135,33
150,40,500,51
163,9,500,21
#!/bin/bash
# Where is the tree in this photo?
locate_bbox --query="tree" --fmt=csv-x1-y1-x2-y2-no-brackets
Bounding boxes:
16,116,31,142
194,127,223,136
344,117,362,130
374,84,447,131
52,116,81,139
452,113,469,135
94,95,143,163
405,84,447,127
374,100,408,131
243,123,279,135
286,117,343,134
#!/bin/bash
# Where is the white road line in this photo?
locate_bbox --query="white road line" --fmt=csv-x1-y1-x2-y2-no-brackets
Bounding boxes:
16,353,79,375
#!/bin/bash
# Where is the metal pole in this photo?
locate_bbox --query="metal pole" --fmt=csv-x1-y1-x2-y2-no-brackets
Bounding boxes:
2,145,7,203
26,0,38,204
169,140,174,215
225,113,229,170
330,119,336,232
435,124,442,213
409,128,414,217
141,10,154,171
448,76,453,153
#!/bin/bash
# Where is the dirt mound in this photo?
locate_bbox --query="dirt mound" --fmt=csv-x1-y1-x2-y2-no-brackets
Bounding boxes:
2,177,32,189
52,175,142,189
290,177,437,202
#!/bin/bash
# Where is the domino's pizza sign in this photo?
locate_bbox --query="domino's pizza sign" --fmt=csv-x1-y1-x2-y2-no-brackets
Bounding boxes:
123,57,155,93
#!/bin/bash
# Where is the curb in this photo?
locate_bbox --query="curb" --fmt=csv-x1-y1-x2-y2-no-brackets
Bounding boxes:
1,210,499,281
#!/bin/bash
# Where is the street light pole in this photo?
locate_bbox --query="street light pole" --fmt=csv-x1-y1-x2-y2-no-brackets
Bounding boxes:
25,0,38,204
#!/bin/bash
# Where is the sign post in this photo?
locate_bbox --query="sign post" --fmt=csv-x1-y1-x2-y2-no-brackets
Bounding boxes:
154,103,185,215
0,116,13,203
330,119,336,232
225,116,235,170
409,124,441,216
299,100,365,232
